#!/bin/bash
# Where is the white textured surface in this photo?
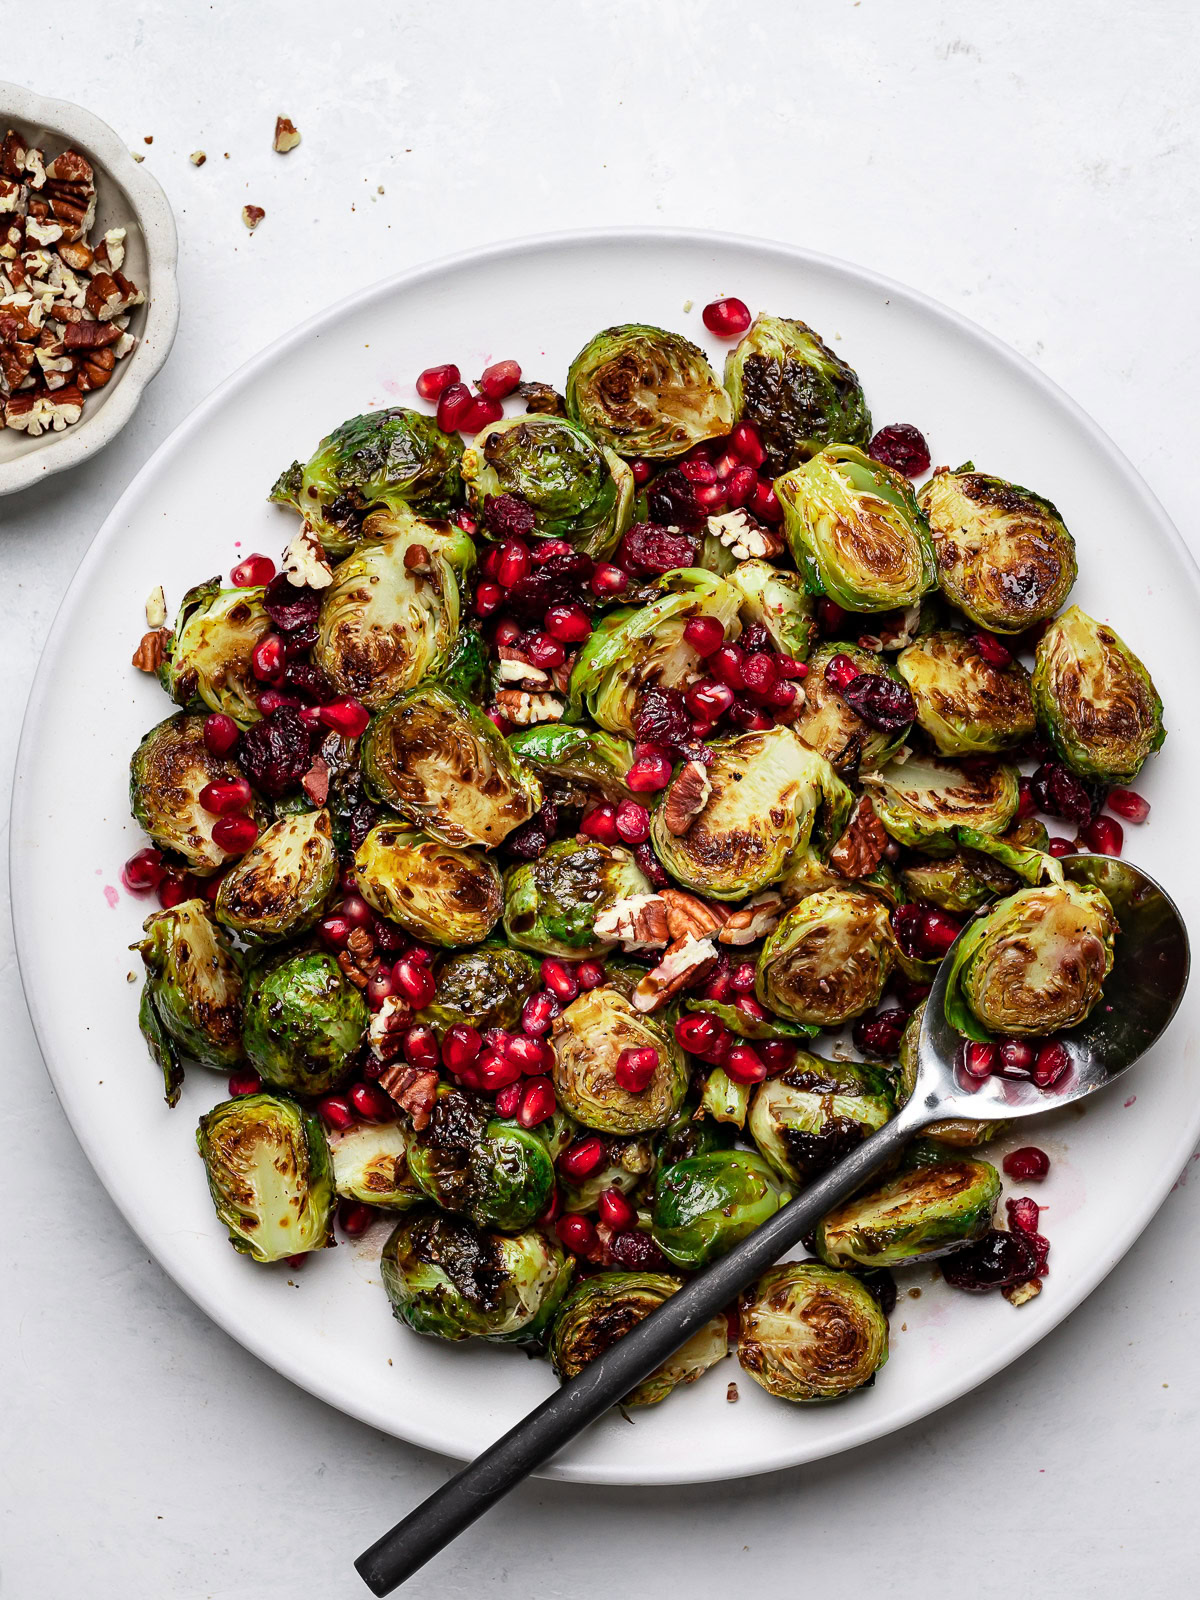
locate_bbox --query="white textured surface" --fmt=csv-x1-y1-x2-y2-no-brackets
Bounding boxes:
2,3,1198,1596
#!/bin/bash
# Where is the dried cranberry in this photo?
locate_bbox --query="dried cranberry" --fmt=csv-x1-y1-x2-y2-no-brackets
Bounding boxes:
281,660,333,701
858,1268,898,1316
263,573,323,633
504,550,594,618
1003,1146,1051,1182
633,839,668,888
483,493,536,539
634,686,692,751
817,598,847,635
852,1008,910,1059
646,468,706,533
617,521,700,577
840,673,916,734
941,1229,1039,1292
236,706,312,798
867,423,931,478
506,800,559,860
1030,761,1103,827
607,1230,667,1271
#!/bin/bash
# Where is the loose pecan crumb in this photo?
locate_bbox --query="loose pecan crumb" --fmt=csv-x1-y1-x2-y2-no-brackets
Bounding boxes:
718,890,784,945
242,205,265,231
273,117,301,154
190,151,207,167
132,629,169,672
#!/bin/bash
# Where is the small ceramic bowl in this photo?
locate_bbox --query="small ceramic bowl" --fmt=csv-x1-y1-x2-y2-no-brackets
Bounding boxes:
0,82,179,496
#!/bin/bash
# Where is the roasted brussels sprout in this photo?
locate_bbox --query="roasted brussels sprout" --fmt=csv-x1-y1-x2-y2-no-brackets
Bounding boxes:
756,889,896,1026
684,997,817,1042
894,1002,1005,1147
419,943,542,1036
815,1144,1001,1269
918,466,1076,633
864,753,1019,851
550,983,687,1133
437,625,489,703
738,1263,888,1402
900,854,994,913
748,1054,895,1183
566,570,743,735
656,1107,737,1166
777,445,937,613
407,1086,555,1231
896,630,1035,756
313,512,474,708
794,642,912,775
361,683,542,848
650,725,853,901
328,1120,423,1209
943,880,1118,1040
135,900,245,1097
162,579,273,727
651,1150,790,1269
560,1133,656,1213
955,822,1061,889
700,1066,751,1128
461,414,634,556
130,713,264,874
565,325,733,458
354,823,503,947
727,558,815,661
549,1272,728,1405
506,723,636,804
381,1210,571,1343
723,314,871,475
242,948,369,1095
1032,605,1165,782
215,809,338,943
274,406,464,558
196,1093,335,1262
503,838,650,958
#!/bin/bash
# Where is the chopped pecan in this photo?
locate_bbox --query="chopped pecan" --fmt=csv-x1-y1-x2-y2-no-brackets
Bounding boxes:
661,759,711,836
76,347,116,391
1003,1278,1042,1308
593,892,671,950
494,689,562,725
403,542,432,575
829,795,888,879
378,1064,438,1130
706,509,785,560
273,117,301,154
632,935,719,1012
132,628,170,672
718,890,784,945
84,270,143,321
368,993,413,1061
42,150,96,242
62,317,119,349
658,887,729,942
190,151,207,167
145,585,168,628
280,526,333,589
242,204,265,231
301,753,330,806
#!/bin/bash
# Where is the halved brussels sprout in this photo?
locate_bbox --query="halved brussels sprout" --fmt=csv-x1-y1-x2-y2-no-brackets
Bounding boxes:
727,559,816,661
651,1150,790,1270
560,1133,656,1214
274,406,464,558
943,880,1118,1041
550,1271,728,1406
748,1053,895,1183
550,984,687,1134
756,889,896,1026
135,900,245,1096
815,1144,1001,1269
566,570,743,735
407,1085,555,1232
361,683,542,848
243,948,369,1095
196,1093,335,1262
777,445,937,613
354,822,502,947
418,943,542,1037
700,1066,751,1128
162,580,272,728
503,838,650,958
381,1210,571,1343
461,414,634,556
863,753,1019,851
794,642,912,774
215,808,338,943
900,855,994,914
896,630,1035,756
918,466,1076,633
565,325,733,458
130,714,265,874
507,724,636,805
894,1002,1005,1147
650,725,853,901
723,314,871,475
313,512,474,709
738,1263,888,1402
955,823,1062,889
1032,605,1165,782
328,1120,424,1209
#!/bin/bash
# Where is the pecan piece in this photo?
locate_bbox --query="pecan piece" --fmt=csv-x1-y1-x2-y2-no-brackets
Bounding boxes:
718,890,784,946
368,994,413,1061
593,892,671,950
661,759,711,836
706,509,785,560
132,628,170,672
829,795,889,879
301,753,330,806
658,888,729,942
632,935,719,1012
63,318,121,350
494,689,563,726
280,526,333,589
273,117,301,154
378,1064,438,1130
242,205,265,231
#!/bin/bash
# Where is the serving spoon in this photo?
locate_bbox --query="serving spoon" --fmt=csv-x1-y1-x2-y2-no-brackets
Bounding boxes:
355,855,1188,1595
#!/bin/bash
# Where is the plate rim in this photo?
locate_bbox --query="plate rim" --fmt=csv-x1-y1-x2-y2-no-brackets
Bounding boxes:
12,225,1200,1485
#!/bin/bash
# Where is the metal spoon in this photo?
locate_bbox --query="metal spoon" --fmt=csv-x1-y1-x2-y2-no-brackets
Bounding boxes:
355,855,1188,1595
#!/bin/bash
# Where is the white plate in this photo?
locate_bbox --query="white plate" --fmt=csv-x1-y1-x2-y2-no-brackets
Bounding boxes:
12,230,1200,1485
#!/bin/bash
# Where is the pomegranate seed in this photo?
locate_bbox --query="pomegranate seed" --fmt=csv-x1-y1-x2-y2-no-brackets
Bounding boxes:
436,382,474,431
614,1046,659,1093
319,697,371,738
767,680,798,711
702,970,733,1003
817,598,846,634
521,990,560,1036
702,297,752,337
675,1013,721,1054
212,815,258,854
1017,777,1037,819
758,1040,796,1075
725,1043,768,1084
545,602,592,643
734,994,766,1023
730,420,766,467
336,894,372,929
350,1081,392,1121
203,713,240,756
506,1034,550,1075
156,873,187,909
540,1183,563,1226
476,1049,523,1092
1079,815,1123,857
728,701,772,731
477,359,522,400
394,956,436,1008
629,458,653,485
1003,1146,1051,1182
996,1039,1036,1078
922,908,963,958
961,1041,997,1080
492,618,522,648
590,562,630,598
713,452,740,481
614,800,651,844
556,1213,596,1253
598,1187,637,1229
495,538,530,589
525,632,565,670
693,483,728,510
727,961,756,994
776,655,808,679
626,749,673,793
199,776,253,817
540,959,579,1003
823,653,859,691
339,1200,375,1237
255,689,296,715
680,458,720,485
366,968,395,1009
251,633,286,682
227,1069,262,1097
230,553,275,588
683,616,726,657
685,679,735,720
748,480,783,522
403,1024,441,1071
1034,1040,1071,1088
495,1081,522,1117
1047,837,1073,858
581,803,619,846
970,631,1013,668
442,1024,482,1074
575,959,606,990
517,1076,556,1128
317,914,352,949
1007,1195,1042,1235
203,871,227,904
1107,788,1150,823
460,395,504,433
416,362,460,401
724,466,759,508
407,943,434,965
709,644,746,690
560,1136,607,1180
318,1095,355,1131
456,512,479,535
122,846,164,892
741,652,779,699
473,581,503,617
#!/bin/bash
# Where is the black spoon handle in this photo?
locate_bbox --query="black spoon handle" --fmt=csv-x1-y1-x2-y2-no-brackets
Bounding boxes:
355,1104,925,1595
